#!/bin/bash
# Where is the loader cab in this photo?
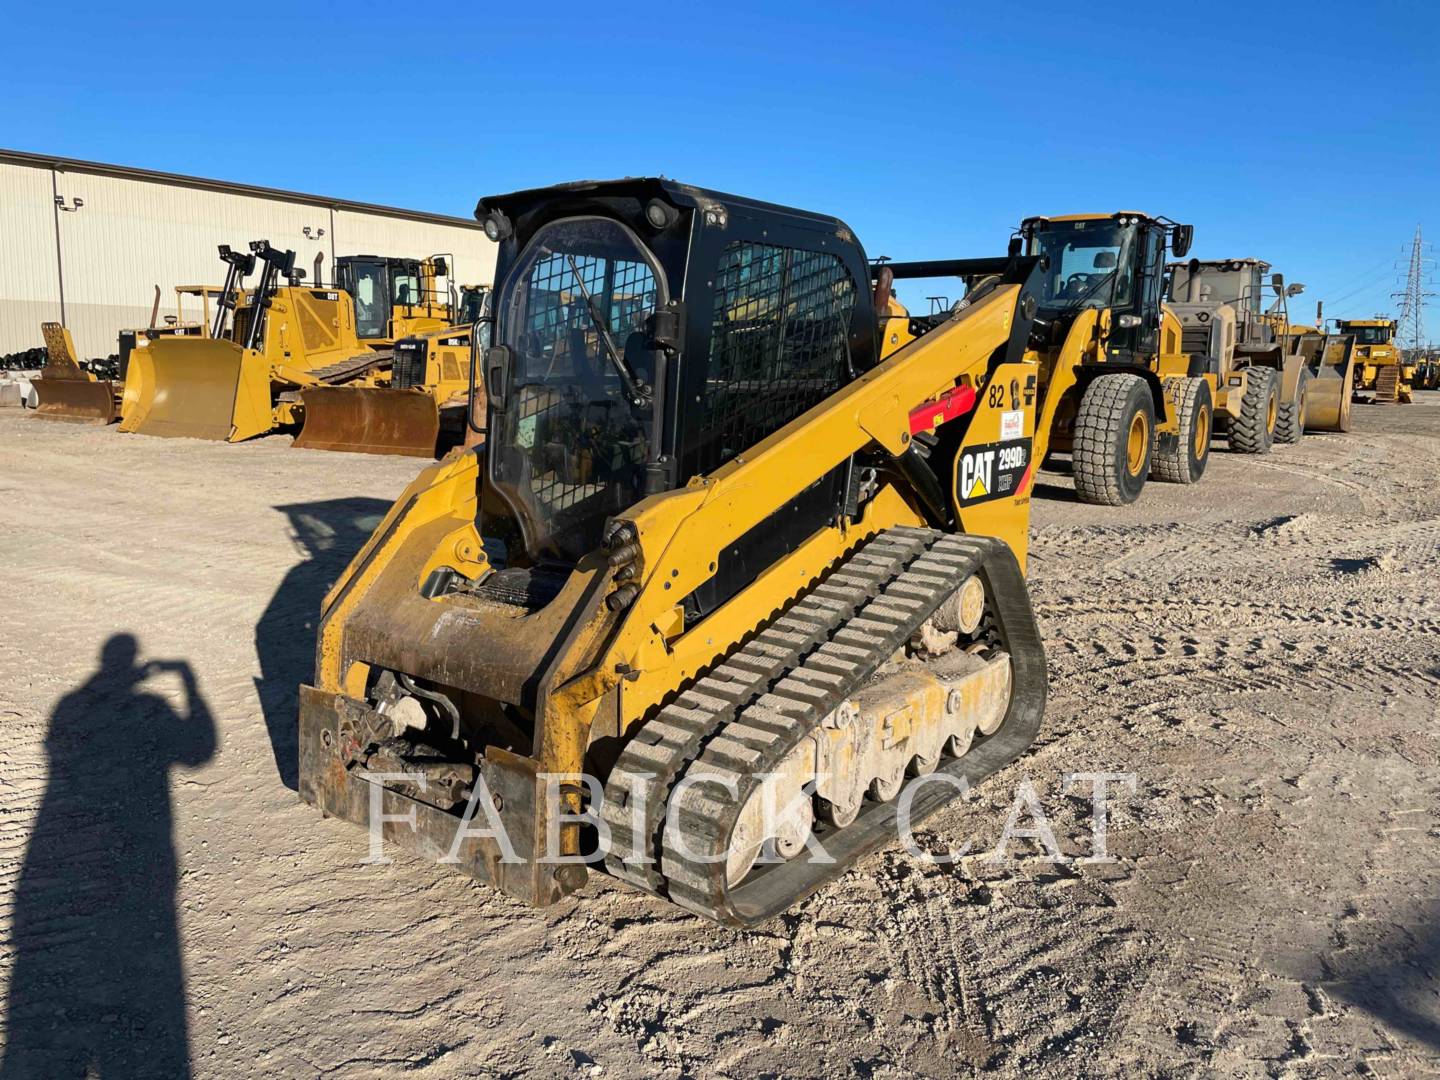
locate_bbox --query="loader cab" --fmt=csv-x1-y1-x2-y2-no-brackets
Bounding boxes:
336,255,446,341
1336,319,1396,348
458,285,490,325
1021,212,1187,362
1165,258,1294,351
475,178,877,570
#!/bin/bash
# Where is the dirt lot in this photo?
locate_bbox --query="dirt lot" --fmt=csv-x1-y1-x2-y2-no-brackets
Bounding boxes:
0,399,1436,1079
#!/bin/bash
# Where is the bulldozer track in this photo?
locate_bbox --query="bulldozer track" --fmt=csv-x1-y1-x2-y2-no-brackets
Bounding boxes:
602,526,1045,926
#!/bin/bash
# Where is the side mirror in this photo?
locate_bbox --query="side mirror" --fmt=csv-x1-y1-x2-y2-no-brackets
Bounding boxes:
1171,225,1194,259
483,343,510,413
1007,235,1023,259
433,256,449,277
1271,272,1285,295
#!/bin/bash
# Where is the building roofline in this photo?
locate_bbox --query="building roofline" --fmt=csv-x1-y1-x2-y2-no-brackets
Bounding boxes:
0,147,484,231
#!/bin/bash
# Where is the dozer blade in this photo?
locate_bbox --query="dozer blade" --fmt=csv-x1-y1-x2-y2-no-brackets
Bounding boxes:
1305,338,1355,433
32,377,118,424
119,337,275,442
293,385,440,457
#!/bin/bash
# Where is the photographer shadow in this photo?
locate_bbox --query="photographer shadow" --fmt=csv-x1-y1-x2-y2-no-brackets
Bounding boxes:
1,634,215,1080
254,498,390,791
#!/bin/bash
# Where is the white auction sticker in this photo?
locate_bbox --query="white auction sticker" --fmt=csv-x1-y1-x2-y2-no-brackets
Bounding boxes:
1000,409,1025,440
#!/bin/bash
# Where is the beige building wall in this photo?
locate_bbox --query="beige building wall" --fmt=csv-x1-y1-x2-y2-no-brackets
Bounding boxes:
0,162,63,351
1,153,495,360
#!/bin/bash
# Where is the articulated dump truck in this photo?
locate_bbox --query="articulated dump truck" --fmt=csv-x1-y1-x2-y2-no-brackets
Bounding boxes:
125,242,455,447
298,178,1050,925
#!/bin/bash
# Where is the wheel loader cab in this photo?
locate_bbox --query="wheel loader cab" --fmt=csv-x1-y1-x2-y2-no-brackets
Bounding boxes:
1010,212,1195,504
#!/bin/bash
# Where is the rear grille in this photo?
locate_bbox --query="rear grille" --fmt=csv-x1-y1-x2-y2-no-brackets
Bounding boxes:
393,342,427,390
1181,324,1213,357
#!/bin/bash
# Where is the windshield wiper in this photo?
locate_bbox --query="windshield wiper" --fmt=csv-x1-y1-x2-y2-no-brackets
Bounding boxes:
565,255,650,406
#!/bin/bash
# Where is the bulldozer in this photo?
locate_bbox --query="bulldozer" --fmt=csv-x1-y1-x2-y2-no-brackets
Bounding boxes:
1340,318,1410,404
297,178,1049,925
31,285,217,423
293,286,489,457
122,241,454,442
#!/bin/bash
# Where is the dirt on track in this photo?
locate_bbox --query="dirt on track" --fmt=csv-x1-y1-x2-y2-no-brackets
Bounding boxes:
0,399,1436,1079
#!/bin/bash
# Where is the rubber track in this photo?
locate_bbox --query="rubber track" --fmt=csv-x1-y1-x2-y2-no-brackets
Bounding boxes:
600,528,931,895
603,527,1044,926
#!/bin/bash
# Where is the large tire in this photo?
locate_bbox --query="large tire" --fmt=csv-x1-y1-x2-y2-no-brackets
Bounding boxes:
1074,373,1155,506
1229,367,1278,454
1151,376,1213,484
1274,369,1310,445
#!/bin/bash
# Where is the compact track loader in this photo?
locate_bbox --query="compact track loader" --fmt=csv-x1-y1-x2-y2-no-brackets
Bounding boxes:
1340,319,1409,404
298,178,1048,925
124,243,453,443
294,287,488,457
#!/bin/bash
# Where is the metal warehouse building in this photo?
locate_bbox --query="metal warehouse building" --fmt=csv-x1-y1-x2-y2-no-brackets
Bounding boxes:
0,148,496,359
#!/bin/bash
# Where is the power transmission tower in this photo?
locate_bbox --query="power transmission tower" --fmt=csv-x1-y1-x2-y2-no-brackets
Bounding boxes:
1392,225,1437,353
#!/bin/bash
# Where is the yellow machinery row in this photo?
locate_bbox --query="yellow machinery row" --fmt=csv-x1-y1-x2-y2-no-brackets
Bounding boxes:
33,241,487,457
22,179,1415,924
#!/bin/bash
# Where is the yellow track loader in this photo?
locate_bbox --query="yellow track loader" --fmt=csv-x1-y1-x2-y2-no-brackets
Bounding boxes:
294,287,488,457
1340,318,1410,404
298,178,1049,925
123,242,453,442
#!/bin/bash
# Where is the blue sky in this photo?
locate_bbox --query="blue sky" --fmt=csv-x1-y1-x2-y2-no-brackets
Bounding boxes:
3,0,1436,330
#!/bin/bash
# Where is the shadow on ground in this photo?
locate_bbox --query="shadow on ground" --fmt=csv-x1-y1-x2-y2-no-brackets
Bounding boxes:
1330,900,1440,1054
254,497,390,790
1,635,215,1080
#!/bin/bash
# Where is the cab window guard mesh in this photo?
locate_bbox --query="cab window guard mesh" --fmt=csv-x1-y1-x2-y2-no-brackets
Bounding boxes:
696,241,855,473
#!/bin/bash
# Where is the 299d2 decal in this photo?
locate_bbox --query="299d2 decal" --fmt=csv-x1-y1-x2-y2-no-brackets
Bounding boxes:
958,438,1032,505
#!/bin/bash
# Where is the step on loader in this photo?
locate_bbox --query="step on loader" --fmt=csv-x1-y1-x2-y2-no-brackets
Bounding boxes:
297,178,1049,925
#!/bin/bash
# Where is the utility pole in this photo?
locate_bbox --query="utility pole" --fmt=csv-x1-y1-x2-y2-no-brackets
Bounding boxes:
1392,225,1436,356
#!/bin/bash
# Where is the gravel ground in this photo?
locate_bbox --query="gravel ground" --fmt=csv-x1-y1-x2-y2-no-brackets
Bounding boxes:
0,398,1436,1079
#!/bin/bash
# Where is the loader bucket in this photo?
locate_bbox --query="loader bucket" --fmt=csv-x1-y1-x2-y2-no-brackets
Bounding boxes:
1305,338,1355,433
33,377,118,423
293,385,440,457
119,337,275,442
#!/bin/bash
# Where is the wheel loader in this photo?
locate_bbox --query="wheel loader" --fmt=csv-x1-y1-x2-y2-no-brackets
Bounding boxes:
1340,318,1410,404
297,178,1049,925
31,285,217,424
1164,258,1325,446
123,242,454,443
886,213,1205,505
293,287,489,457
